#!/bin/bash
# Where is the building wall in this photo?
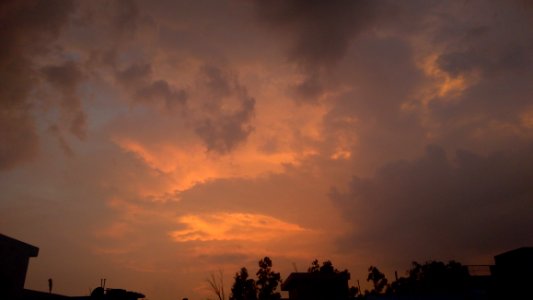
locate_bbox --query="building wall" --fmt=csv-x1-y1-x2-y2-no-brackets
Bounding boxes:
0,234,39,300
0,250,31,299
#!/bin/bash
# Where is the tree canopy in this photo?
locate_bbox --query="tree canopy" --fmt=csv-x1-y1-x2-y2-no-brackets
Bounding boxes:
256,257,281,300
307,259,341,274
230,267,257,300
367,266,388,295
389,260,469,296
229,257,282,300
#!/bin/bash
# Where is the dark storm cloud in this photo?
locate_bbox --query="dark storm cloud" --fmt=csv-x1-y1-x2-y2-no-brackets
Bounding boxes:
291,74,324,104
136,80,188,111
195,65,256,154
0,0,74,170
424,1,533,150
253,0,377,104
313,0,533,171
41,61,87,139
322,34,428,172
74,0,144,43
254,0,375,69
331,144,533,262
201,65,232,100
115,63,188,112
195,96,255,154
109,0,141,36
115,63,152,85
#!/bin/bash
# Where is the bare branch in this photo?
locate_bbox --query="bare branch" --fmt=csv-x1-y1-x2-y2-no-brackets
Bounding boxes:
207,269,226,300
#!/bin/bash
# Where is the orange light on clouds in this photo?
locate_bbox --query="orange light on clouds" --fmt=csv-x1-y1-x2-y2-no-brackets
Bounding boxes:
170,212,307,242
418,53,474,101
403,52,477,115
521,108,533,129
113,130,322,199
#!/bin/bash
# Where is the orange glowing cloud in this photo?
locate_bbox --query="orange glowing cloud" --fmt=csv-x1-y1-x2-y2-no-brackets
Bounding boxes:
111,104,328,198
170,212,307,242
107,59,339,203
113,136,316,196
417,53,477,104
521,108,533,129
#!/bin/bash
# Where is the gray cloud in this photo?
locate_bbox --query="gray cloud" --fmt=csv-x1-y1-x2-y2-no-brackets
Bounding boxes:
331,144,533,264
114,63,188,112
195,96,255,154
290,74,324,104
254,0,375,69
254,0,377,104
115,63,152,86
0,0,74,170
41,61,87,139
135,80,188,111
194,65,256,154
423,1,533,151
201,65,232,100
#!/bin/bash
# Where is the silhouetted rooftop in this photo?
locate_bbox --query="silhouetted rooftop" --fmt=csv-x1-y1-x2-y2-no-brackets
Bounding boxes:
494,247,533,262
0,233,39,257
281,271,350,291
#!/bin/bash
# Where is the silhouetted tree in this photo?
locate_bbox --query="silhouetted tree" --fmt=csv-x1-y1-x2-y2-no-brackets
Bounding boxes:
230,268,257,300
348,286,361,299
307,259,340,274
207,270,226,300
367,266,388,295
256,257,281,300
388,260,469,296
319,260,336,274
308,259,320,273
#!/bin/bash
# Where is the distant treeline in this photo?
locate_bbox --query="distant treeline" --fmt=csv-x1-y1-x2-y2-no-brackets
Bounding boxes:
208,257,480,300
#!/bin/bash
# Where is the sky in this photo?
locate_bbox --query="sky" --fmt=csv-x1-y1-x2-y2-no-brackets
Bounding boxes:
1,0,532,299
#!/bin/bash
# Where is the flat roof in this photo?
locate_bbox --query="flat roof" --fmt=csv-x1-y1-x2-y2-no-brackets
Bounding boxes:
281,271,350,291
0,233,39,257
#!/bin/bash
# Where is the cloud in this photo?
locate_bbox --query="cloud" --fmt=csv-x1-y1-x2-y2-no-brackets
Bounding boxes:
135,80,188,111
331,144,533,264
253,0,378,104
170,212,306,242
4,2,533,299
194,65,256,154
41,61,87,139
115,63,152,86
115,63,188,112
290,74,325,104
254,0,375,69
0,0,74,169
428,1,533,121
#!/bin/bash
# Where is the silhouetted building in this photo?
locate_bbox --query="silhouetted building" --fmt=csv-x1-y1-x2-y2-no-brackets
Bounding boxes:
491,247,533,299
0,233,145,300
281,271,350,300
89,287,145,300
0,233,39,300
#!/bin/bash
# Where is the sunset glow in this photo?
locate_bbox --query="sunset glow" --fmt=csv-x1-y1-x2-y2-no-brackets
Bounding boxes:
1,1,532,300
171,213,307,242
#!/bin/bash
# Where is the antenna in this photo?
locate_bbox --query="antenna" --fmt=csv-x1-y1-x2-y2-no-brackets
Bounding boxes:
292,262,298,272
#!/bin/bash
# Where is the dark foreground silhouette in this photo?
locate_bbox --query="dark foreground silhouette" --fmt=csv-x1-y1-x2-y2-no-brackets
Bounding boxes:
0,234,144,300
2,233,532,300
219,250,533,300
